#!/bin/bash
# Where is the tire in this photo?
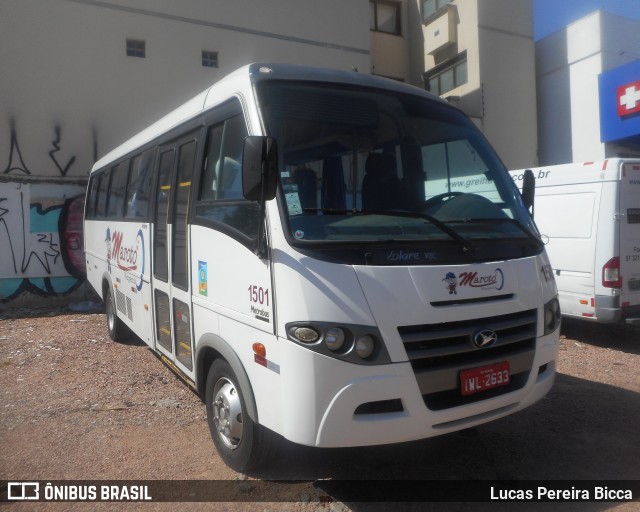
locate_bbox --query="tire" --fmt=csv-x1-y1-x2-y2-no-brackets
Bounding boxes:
105,286,128,342
205,359,276,471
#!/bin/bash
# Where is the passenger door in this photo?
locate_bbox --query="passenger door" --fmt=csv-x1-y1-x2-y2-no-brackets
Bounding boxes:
152,131,199,376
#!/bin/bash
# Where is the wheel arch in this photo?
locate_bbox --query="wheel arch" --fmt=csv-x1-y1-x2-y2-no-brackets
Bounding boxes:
196,333,259,423
101,272,114,302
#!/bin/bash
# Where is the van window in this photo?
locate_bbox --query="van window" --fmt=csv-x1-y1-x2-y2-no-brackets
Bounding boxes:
196,115,260,239
107,160,130,218
96,169,111,218
125,149,154,219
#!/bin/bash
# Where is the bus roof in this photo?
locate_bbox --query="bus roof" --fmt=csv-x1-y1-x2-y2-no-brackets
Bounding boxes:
91,62,445,173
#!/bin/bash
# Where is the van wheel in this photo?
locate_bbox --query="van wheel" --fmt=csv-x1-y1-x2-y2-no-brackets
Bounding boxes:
205,359,275,471
105,287,127,342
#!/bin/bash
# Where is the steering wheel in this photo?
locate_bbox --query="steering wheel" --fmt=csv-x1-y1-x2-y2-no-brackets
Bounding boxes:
423,191,464,212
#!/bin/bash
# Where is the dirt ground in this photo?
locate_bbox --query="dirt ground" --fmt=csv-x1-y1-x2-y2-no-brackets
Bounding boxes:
0,308,638,511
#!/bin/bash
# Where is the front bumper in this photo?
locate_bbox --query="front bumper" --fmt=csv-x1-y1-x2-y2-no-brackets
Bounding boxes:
276,330,559,448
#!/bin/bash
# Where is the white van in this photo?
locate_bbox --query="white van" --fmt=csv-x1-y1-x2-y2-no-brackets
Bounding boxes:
511,159,640,323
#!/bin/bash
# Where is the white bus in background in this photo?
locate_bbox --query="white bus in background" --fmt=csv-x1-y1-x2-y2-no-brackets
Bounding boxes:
84,63,560,471
511,159,640,323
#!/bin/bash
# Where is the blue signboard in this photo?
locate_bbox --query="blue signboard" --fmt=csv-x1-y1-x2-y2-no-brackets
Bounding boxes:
599,59,640,143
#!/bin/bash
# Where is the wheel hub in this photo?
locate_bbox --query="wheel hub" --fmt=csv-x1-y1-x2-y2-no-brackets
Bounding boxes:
212,379,243,450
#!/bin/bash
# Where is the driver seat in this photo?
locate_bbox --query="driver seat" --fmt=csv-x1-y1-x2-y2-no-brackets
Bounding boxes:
362,153,404,210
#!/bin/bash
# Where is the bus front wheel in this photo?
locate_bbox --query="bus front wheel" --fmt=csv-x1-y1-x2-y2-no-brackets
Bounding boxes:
205,359,275,471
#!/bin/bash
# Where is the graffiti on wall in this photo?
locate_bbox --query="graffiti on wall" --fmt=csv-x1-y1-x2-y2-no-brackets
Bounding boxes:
0,182,86,303
0,116,97,304
3,119,83,177
3,119,32,175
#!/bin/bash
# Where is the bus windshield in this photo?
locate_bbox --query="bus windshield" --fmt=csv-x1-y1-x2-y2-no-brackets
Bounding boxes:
256,81,540,249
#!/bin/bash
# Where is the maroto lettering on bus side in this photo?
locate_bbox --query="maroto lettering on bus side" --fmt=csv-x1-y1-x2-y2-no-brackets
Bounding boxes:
106,227,145,291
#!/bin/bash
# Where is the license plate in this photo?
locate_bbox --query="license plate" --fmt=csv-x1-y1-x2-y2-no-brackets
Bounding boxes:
460,361,510,396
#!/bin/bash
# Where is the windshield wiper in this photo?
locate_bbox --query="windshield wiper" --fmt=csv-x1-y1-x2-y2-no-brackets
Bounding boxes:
302,207,475,252
442,218,543,247
355,209,475,253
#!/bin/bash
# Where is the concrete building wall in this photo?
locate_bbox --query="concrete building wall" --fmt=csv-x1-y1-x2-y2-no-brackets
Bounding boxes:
478,0,537,170
536,11,640,165
535,29,572,165
0,0,371,308
0,0,371,180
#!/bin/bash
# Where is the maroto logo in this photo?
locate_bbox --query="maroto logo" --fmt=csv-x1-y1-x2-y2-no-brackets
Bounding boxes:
106,228,146,291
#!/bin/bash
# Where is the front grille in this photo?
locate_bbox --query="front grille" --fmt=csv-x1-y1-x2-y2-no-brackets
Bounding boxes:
399,309,537,410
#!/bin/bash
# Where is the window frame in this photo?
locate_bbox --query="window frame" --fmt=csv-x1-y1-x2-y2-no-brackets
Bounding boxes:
124,148,155,219
424,51,468,96
422,0,453,22
86,98,259,253
105,159,130,218
370,0,402,36
192,98,261,253
126,39,146,58
201,50,219,68
171,138,197,291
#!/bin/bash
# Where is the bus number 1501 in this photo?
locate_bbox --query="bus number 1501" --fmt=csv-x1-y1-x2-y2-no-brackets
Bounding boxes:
248,285,270,306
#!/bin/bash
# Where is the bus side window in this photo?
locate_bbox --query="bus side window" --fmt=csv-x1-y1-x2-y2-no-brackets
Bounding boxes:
96,169,111,218
86,175,99,218
107,160,130,218
217,115,245,200
200,125,223,200
196,115,260,240
125,149,154,219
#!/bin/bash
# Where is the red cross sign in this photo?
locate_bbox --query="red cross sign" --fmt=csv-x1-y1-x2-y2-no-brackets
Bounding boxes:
617,80,640,117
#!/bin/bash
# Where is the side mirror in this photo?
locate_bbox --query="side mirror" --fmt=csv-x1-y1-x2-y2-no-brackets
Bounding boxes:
521,169,535,212
242,136,278,202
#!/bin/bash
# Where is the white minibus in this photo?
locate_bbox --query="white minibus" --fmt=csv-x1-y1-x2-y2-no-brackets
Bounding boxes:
511,160,640,323
84,63,560,470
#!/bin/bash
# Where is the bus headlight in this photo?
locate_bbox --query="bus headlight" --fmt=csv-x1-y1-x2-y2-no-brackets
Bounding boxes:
355,335,375,359
325,328,345,351
291,326,320,343
544,297,561,335
285,322,390,365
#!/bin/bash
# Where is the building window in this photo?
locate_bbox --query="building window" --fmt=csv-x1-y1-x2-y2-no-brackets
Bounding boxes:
126,39,145,58
370,1,401,35
202,50,219,68
424,52,468,96
422,0,453,22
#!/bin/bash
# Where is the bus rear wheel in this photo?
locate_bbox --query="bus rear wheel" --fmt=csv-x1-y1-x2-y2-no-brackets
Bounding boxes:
105,287,128,342
205,359,275,471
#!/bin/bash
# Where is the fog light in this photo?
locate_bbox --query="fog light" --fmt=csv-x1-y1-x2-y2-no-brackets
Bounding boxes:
325,328,345,351
293,327,320,343
355,335,375,359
